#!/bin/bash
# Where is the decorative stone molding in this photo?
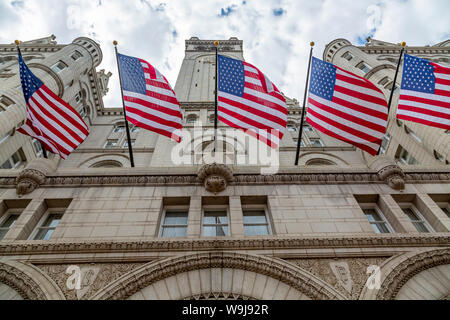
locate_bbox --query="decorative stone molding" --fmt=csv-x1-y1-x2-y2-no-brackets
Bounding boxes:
0,262,48,300
90,252,347,300
37,262,145,300
375,248,450,300
369,156,406,190
0,234,449,256
288,256,388,300
197,163,233,193
15,158,57,196
1,169,449,188
185,292,255,300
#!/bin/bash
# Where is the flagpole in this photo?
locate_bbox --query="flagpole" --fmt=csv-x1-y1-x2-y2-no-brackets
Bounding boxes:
386,41,406,113
15,40,48,159
113,40,135,168
213,40,219,153
377,41,406,155
295,42,314,166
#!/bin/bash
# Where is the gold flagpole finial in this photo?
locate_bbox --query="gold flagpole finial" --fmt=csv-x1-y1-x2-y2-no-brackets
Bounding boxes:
214,40,219,46
310,41,315,47
14,40,20,45
401,41,406,47
113,40,118,46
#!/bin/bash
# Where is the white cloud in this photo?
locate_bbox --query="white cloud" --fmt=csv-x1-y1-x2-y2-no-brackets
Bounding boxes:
1,0,449,108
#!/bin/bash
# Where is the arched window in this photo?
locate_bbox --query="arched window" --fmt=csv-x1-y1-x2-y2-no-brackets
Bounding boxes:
90,160,122,168
186,114,197,124
287,122,297,132
305,158,336,166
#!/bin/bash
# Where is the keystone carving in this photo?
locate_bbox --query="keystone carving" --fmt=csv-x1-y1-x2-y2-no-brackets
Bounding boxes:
16,158,57,196
369,156,405,190
197,163,233,194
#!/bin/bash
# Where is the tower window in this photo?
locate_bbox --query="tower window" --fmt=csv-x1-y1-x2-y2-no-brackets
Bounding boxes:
356,61,372,73
70,50,83,61
51,61,68,73
341,51,354,61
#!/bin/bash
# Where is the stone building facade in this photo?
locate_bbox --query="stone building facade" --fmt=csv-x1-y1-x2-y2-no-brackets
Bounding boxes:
0,36,449,300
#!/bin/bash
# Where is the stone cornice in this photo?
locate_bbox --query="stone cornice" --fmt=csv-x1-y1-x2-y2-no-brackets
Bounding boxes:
0,234,449,256
1,169,449,188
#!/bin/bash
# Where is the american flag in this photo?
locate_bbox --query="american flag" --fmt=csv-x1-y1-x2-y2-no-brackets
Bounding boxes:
307,57,388,156
117,53,182,142
397,54,450,130
16,50,89,159
217,54,287,148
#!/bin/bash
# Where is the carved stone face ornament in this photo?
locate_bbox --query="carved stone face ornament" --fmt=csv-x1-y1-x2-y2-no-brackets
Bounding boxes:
197,163,233,194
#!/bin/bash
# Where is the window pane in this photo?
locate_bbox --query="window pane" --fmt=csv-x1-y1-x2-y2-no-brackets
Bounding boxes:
244,225,269,236
162,226,186,237
0,214,18,228
442,207,450,218
1,160,12,169
204,211,227,224
371,222,390,234
0,229,8,240
412,221,429,233
34,228,55,240
202,225,229,236
43,214,62,227
402,208,419,221
243,211,267,224
363,208,382,222
163,212,188,225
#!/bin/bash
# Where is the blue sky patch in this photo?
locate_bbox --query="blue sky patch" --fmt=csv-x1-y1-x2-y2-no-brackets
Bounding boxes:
273,8,284,16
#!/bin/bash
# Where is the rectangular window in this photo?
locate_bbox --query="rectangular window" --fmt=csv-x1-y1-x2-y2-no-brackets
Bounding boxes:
243,209,270,236
0,95,14,108
74,91,82,104
356,61,372,73
32,138,43,157
396,146,419,165
378,77,390,86
363,207,391,233
103,139,118,149
113,125,126,133
33,213,63,240
1,150,24,169
341,51,354,61
202,210,229,236
379,133,391,155
51,61,68,73
160,210,188,237
310,138,323,147
401,207,432,233
0,213,19,240
131,126,140,133
70,50,83,61
123,140,135,148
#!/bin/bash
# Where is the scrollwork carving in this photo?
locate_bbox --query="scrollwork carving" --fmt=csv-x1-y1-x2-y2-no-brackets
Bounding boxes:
197,163,233,193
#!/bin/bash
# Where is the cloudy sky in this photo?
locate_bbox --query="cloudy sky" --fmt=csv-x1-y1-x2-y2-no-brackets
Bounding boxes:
1,0,449,108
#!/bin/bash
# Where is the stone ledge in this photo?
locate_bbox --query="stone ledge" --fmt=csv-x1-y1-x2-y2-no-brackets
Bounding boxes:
0,234,449,255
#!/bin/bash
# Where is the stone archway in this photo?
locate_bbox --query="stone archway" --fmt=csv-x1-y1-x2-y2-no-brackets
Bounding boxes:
0,261,65,300
359,248,450,300
90,252,347,300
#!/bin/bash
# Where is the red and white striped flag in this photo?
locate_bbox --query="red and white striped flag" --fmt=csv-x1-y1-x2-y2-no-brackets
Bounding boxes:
16,50,89,159
397,54,450,130
217,54,287,148
307,57,388,156
117,53,182,142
